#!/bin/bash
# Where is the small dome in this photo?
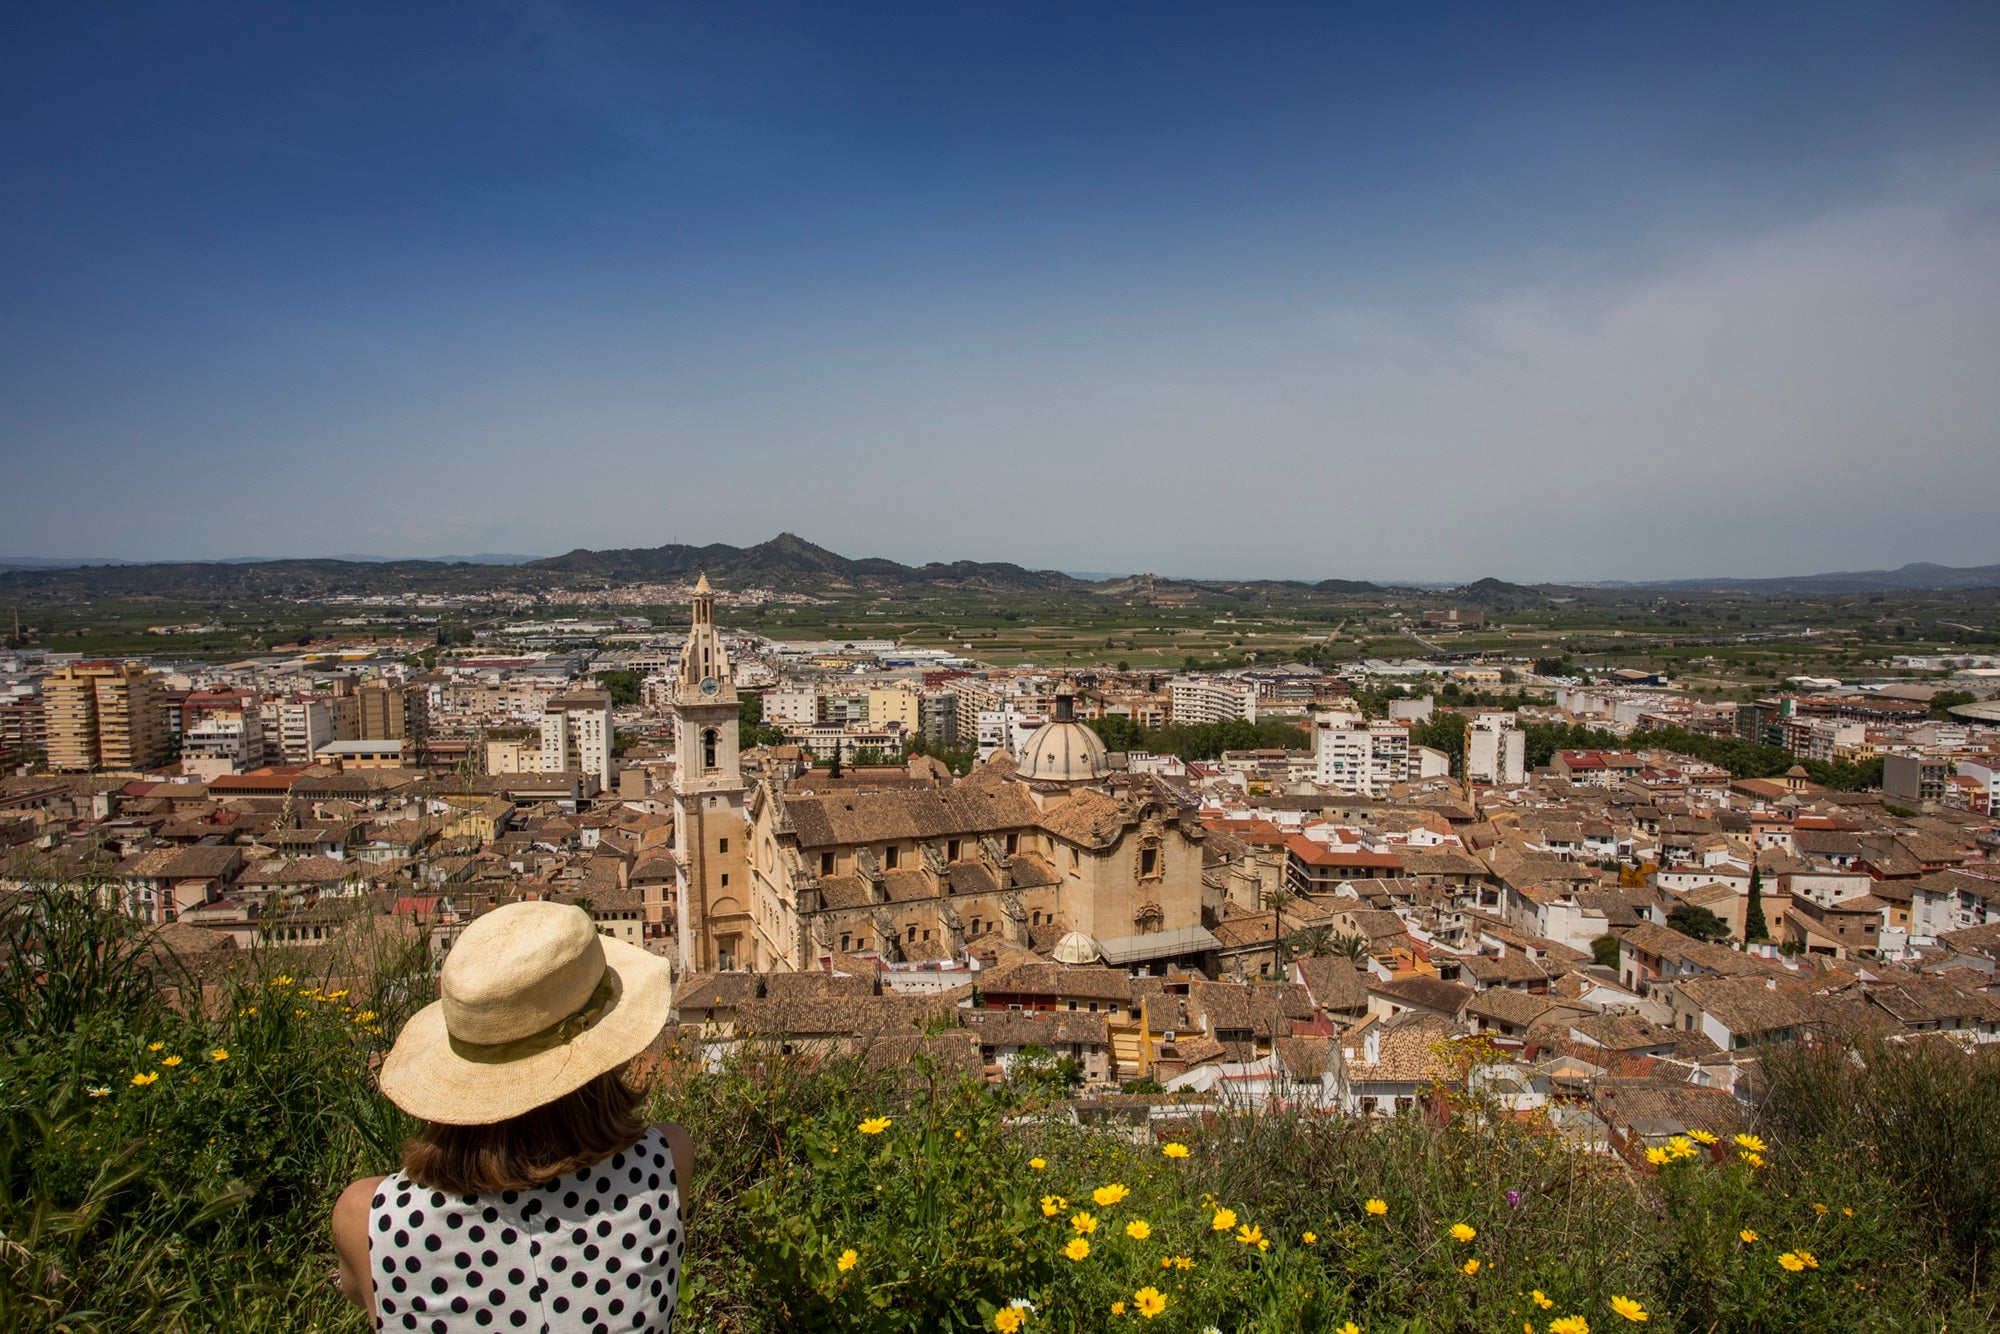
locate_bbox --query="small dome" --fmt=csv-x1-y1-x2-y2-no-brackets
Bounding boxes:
1016,719,1109,783
1052,930,1101,965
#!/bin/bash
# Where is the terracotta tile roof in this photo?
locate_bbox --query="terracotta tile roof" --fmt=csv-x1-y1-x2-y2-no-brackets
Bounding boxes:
784,784,1041,849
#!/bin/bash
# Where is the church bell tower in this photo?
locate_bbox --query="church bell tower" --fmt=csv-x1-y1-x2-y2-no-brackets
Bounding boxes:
672,574,750,971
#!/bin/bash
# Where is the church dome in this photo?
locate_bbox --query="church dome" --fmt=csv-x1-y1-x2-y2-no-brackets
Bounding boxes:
1052,930,1102,965
1016,680,1109,784
1018,720,1109,783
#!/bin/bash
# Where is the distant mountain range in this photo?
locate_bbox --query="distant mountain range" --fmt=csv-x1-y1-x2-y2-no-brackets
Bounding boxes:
1618,562,2000,594
0,538,1992,601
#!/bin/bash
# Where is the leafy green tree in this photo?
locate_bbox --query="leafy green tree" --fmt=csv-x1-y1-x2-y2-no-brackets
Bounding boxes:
1087,715,1147,752
1667,903,1730,943
1930,690,1977,721
1743,865,1770,943
1591,934,1622,969
593,668,643,706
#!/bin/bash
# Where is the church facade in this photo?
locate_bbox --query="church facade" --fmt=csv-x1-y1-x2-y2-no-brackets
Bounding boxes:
670,585,1211,974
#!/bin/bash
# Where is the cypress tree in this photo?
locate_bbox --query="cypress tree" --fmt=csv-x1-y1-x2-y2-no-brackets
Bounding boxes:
1743,863,1770,943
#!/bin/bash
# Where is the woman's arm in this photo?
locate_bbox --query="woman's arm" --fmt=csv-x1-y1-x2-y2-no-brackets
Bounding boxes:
332,1175,388,1312
656,1121,694,1206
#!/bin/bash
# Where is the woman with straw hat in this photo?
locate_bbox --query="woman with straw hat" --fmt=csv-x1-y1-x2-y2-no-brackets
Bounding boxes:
332,900,691,1332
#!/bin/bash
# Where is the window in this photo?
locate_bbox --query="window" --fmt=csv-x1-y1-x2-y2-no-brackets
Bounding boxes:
947,839,961,861
840,933,851,951
720,874,729,888
907,925,917,943
1005,833,1018,854
884,845,899,869
821,852,835,876
702,729,719,770
1141,847,1158,877
718,838,728,854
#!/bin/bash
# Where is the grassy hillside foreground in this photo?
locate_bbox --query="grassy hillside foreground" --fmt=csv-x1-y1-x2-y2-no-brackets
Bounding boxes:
3,889,1998,1333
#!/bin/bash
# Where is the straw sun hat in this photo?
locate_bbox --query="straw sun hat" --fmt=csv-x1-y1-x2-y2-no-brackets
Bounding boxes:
379,900,673,1125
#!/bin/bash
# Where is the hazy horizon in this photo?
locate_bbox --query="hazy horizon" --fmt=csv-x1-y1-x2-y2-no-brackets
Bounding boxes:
5,3,1999,581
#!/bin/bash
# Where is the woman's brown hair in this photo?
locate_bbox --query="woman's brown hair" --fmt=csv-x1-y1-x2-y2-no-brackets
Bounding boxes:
400,1068,646,1196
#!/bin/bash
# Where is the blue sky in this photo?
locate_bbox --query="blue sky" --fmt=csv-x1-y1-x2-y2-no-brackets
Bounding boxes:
3,2,1997,581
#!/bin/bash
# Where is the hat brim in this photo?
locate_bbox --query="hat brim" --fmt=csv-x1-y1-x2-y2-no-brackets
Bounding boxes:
378,936,673,1125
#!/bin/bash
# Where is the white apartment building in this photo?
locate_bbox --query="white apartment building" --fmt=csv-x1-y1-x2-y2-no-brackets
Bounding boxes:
1466,715,1527,785
1313,718,1409,795
540,692,613,787
276,699,334,764
762,686,820,725
976,708,1045,762
180,708,267,777
1170,676,1258,726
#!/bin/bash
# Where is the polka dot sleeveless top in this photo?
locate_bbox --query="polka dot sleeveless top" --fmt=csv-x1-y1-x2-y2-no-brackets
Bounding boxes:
368,1126,682,1334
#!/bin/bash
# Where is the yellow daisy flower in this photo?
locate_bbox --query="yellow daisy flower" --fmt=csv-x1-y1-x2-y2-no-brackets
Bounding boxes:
1062,1237,1090,1262
1532,1290,1555,1309
1161,1142,1190,1159
162,1055,183,1067
1450,1223,1477,1243
1550,1318,1591,1334
1126,1220,1151,1240
1461,1258,1481,1276
1235,1223,1264,1247
1689,1129,1718,1145
1071,1212,1098,1235
1211,1207,1237,1232
858,1116,892,1135
1092,1183,1131,1208
130,1071,158,1086
1733,1133,1766,1153
1609,1295,1647,1322
1132,1287,1167,1319
1029,1157,1046,1170
1365,1198,1389,1216
1739,1229,1758,1244
837,1248,857,1272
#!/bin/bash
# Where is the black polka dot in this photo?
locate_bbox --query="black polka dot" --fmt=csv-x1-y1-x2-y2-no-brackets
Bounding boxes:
454,1252,471,1269
429,1192,446,1209
445,1213,462,1229
507,1269,524,1286
409,1210,425,1227
475,1312,492,1327
430,1277,447,1295
431,1321,446,1334
509,1315,526,1329
411,1297,427,1313
393,1230,409,1247
451,1297,469,1314
640,1248,653,1264
551,1297,569,1314
595,1220,612,1239
403,1257,423,1273
584,1199,601,1217
581,1312,598,1327
468,1225,485,1243
631,1316,646,1331
373,1193,386,1209
396,1192,411,1208
467,1271,484,1288
482,1250,497,1267
583,1244,600,1261
423,1235,441,1252
490,1289,507,1306
401,1316,416,1331
604,1255,619,1273
649,1281,662,1298
501,1191,518,1205
501,1228,519,1244
383,1299,398,1315
628,1168,642,1185
625,1273,640,1290
608,1298,624,1314
392,1277,408,1293
381,1258,395,1274
647,1174,660,1190
378,1216,391,1232
571,1271,588,1288
572,1228,589,1245
613,1194,628,1211
550,1256,567,1273
564,1191,581,1208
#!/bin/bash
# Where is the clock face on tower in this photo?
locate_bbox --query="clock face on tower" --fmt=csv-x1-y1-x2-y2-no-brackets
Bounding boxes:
699,677,720,696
